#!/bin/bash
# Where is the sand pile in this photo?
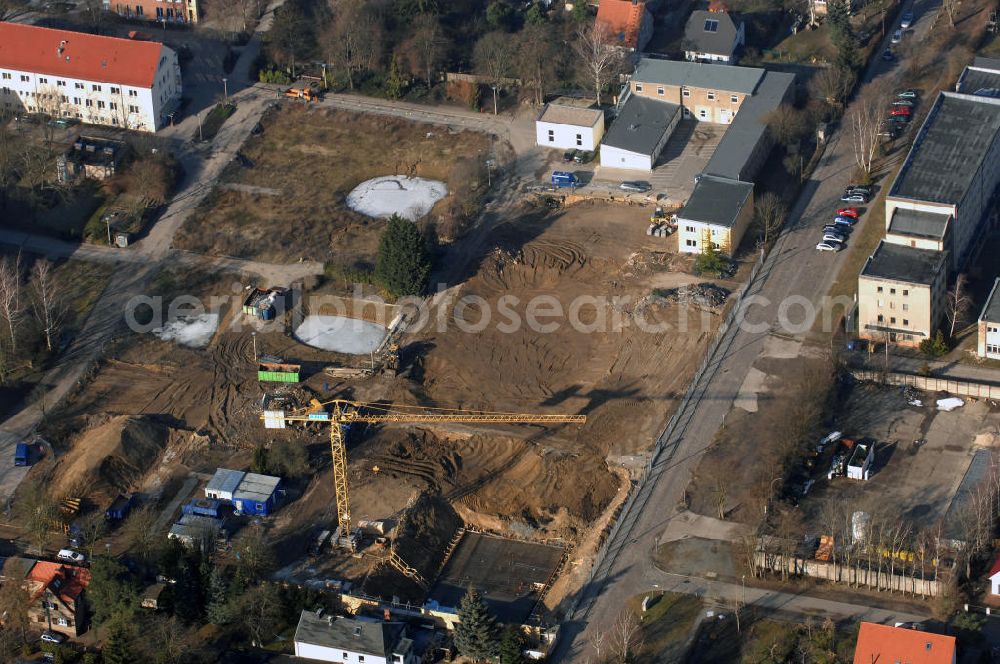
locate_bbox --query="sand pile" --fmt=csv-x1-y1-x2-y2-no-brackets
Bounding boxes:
346,176,447,220
51,415,170,501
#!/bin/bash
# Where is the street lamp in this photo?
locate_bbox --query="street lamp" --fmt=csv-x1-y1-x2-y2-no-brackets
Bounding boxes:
251,331,257,361
222,77,229,105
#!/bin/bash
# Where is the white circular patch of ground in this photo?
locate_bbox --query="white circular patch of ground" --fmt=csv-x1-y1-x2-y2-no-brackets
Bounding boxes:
346,176,447,221
294,315,387,354
152,313,220,348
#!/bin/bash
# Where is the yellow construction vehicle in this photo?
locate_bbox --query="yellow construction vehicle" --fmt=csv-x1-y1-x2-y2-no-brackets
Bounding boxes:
284,86,319,102
261,399,585,550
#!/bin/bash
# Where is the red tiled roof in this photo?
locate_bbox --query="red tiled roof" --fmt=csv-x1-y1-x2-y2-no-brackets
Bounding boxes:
596,0,647,49
853,623,956,664
27,561,91,605
990,553,1000,577
0,22,164,88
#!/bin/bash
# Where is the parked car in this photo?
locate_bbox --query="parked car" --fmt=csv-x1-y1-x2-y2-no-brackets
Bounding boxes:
619,181,651,193
891,29,903,43
816,241,841,252
882,49,895,61
551,171,579,188
897,89,918,99
40,631,66,644
834,218,857,229
890,106,912,117
562,150,577,163
823,232,846,244
56,549,85,564
846,184,872,195
841,193,867,204
892,99,915,107
824,224,850,235
900,10,914,28
837,207,859,218
890,113,911,124
573,151,593,164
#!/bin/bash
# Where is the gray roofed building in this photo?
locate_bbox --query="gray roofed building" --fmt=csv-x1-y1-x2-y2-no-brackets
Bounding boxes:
860,241,946,285
537,103,603,128
631,58,763,95
294,611,416,664
981,278,1000,324
956,58,1000,95
678,175,754,227
886,208,950,239
704,70,795,181
889,92,1000,204
233,472,281,504
168,514,223,548
683,10,743,63
205,468,244,500
602,94,680,156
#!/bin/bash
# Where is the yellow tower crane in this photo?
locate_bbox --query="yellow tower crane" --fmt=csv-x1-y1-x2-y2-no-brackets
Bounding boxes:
262,399,585,548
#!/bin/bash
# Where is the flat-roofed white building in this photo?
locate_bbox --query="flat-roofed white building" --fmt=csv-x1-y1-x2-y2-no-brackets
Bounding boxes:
0,22,181,132
535,98,605,151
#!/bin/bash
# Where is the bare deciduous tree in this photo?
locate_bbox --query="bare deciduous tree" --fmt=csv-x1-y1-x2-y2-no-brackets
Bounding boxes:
323,4,383,91
0,255,24,357
474,31,514,115
755,192,787,246
810,66,854,110
15,483,60,555
942,0,958,27
515,23,558,106
0,0,29,22
241,582,283,648
572,22,622,106
30,260,65,353
121,506,159,562
77,510,108,561
946,273,972,338
849,84,890,176
764,104,807,150
400,14,449,88
608,608,643,663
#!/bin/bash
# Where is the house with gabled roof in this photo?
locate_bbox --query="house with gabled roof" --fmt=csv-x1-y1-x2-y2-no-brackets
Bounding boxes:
852,622,956,664
596,0,654,52
22,560,90,638
294,610,419,664
683,9,745,64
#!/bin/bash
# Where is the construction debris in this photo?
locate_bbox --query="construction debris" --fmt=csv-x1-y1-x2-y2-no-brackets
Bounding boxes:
654,283,730,310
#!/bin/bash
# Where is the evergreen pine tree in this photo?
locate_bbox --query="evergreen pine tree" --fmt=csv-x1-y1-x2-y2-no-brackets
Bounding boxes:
454,587,501,662
101,620,132,664
375,215,432,298
498,626,525,664
385,55,408,100
206,566,232,625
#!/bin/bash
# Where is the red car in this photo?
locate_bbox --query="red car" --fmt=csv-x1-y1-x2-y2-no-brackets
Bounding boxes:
837,207,859,218
890,106,912,117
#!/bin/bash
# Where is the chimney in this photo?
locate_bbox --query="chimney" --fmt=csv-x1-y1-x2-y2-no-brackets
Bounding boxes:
57,40,66,56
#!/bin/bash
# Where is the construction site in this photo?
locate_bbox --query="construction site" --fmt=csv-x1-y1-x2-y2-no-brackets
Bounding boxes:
11,112,730,629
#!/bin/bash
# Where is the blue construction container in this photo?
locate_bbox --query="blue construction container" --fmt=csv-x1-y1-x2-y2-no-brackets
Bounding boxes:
182,498,224,519
105,494,135,521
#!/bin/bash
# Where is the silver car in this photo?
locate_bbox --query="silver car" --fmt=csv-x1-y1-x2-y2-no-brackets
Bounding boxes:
816,241,841,252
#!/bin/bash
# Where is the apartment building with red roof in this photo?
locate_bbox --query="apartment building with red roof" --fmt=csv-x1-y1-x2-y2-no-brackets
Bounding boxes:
853,622,956,664
596,0,654,52
0,22,182,131
0,557,91,638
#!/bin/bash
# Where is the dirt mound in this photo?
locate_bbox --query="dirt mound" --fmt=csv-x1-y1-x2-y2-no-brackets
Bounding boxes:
51,415,169,502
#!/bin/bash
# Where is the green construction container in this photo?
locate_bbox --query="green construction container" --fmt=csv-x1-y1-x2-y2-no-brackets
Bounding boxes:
258,370,300,383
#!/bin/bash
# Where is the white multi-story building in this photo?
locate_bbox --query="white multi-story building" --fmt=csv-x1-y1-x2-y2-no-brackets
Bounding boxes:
0,22,181,132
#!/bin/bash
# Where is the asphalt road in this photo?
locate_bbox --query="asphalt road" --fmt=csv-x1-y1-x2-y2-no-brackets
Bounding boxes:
552,0,945,659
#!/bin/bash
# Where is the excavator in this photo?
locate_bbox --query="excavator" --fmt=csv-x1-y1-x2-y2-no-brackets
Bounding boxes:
261,399,585,583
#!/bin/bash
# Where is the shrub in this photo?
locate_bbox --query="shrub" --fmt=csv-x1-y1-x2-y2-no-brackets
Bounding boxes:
918,330,949,357
258,66,292,85
693,242,729,276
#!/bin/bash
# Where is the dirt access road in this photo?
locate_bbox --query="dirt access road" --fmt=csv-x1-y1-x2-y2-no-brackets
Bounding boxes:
0,0,294,503
552,0,943,659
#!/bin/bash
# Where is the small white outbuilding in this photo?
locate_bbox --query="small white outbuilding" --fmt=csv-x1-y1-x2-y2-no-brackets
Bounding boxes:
535,99,605,152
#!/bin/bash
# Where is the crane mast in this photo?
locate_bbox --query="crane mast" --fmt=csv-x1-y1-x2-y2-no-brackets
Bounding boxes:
262,399,585,548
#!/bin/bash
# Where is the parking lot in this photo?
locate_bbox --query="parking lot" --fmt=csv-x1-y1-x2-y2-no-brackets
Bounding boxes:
545,120,724,205
800,382,1000,529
